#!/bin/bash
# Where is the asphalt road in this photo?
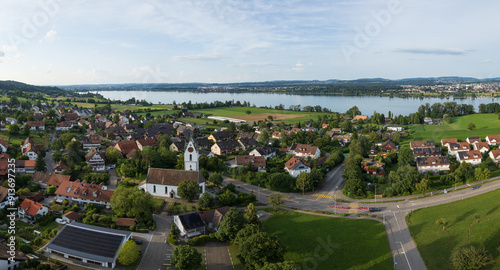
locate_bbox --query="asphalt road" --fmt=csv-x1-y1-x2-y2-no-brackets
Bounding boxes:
224,165,500,270
205,242,233,270
137,214,173,270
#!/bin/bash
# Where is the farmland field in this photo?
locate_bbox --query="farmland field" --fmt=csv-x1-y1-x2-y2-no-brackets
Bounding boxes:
190,107,324,124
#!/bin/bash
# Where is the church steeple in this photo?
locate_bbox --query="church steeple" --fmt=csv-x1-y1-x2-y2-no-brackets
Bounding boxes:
184,138,199,171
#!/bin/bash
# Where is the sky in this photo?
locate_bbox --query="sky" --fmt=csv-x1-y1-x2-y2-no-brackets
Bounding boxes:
0,0,499,85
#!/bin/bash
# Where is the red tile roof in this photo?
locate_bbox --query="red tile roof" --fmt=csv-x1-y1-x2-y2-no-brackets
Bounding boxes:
62,211,80,221
116,218,136,227
114,140,138,155
19,199,44,216
55,179,114,203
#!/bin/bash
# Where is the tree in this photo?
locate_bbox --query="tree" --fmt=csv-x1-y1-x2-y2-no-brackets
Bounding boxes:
208,172,223,187
35,153,46,172
267,192,287,211
105,146,123,163
22,124,30,136
117,240,141,266
257,129,270,145
296,172,312,194
197,192,215,210
238,232,287,269
261,261,296,270
415,178,430,196
436,218,448,231
110,186,153,218
246,110,251,115
172,245,202,270
234,224,263,245
217,189,236,206
112,114,120,123
216,208,247,241
450,245,490,270
244,203,260,225
467,122,476,131
45,185,57,196
178,180,200,202
398,146,415,166
8,124,19,136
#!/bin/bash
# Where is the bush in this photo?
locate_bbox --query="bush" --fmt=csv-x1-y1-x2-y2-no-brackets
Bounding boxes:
186,235,211,246
450,245,491,270
168,234,178,245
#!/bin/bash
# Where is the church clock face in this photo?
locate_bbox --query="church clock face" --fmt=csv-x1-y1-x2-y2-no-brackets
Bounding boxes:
188,147,194,152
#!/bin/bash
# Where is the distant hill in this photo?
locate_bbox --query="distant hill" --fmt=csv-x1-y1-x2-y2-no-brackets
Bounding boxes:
59,77,500,92
0,80,65,95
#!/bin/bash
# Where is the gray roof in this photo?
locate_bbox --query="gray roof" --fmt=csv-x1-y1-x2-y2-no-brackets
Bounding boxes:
46,222,131,263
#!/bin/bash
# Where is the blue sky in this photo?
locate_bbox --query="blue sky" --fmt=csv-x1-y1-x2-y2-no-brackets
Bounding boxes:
0,0,498,85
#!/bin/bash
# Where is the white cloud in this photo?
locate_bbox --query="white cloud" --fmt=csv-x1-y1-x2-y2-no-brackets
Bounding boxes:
2,45,18,52
45,30,57,39
292,61,305,72
172,54,230,62
0,51,4,57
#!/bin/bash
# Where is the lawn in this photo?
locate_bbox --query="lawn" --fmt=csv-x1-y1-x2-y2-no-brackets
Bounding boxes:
0,131,45,146
262,211,393,270
228,244,245,270
406,188,500,270
410,113,500,142
190,107,325,125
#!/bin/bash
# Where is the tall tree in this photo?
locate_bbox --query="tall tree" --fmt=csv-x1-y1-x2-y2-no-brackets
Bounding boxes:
267,192,287,211
197,192,215,210
117,240,141,266
244,203,260,225
238,232,287,269
216,209,247,242
172,245,202,270
177,180,200,202
110,186,153,218
35,153,46,172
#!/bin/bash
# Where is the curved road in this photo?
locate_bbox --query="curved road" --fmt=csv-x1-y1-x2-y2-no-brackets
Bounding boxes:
223,166,500,270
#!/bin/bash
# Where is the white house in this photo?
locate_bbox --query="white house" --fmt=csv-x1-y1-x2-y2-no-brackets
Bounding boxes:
85,148,105,171
139,139,205,198
447,142,470,156
0,244,26,270
456,150,482,166
174,213,206,238
486,135,500,146
55,180,114,207
0,186,17,209
25,121,45,131
489,150,500,164
56,121,73,131
289,143,320,159
0,138,9,153
284,156,311,177
387,126,404,132
473,142,490,153
249,145,278,160
18,199,48,222
416,156,450,174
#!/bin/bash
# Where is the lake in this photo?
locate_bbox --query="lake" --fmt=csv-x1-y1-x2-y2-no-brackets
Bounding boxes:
83,91,496,116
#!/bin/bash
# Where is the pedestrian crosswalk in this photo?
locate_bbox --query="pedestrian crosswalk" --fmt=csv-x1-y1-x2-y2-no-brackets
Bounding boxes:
312,193,332,199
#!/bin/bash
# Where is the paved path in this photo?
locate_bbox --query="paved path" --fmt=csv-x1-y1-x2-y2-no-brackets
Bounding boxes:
223,165,500,270
108,168,118,190
205,242,233,270
137,214,173,270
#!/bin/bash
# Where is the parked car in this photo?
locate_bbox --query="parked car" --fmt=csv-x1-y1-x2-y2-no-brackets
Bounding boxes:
471,185,481,190
55,218,67,225
369,207,381,212
132,238,143,245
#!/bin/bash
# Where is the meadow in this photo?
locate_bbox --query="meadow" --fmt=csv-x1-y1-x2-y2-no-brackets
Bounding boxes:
407,189,500,269
410,113,500,142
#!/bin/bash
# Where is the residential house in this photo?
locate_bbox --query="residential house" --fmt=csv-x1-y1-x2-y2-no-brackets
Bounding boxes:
249,145,278,160
284,156,310,177
441,138,458,147
333,134,352,146
55,180,114,207
387,126,404,132
0,153,8,180
456,150,482,166
271,131,282,139
31,172,71,188
61,211,81,223
235,155,266,172
85,148,106,171
25,121,45,131
238,137,258,150
489,150,500,164
169,141,186,152
64,112,79,122
237,131,259,140
486,135,500,146
466,137,481,145
174,213,206,238
195,137,211,149
123,123,138,133
53,161,70,173
21,137,41,160
0,241,27,269
200,206,230,232
289,143,320,159
208,131,234,142
473,142,490,153
73,135,101,151
211,139,243,155
0,186,17,209
15,160,36,174
413,147,442,158
416,156,451,174
424,117,433,124
56,121,73,131
114,140,138,157
360,159,384,176
410,140,435,150
18,198,48,222
381,140,397,152
116,218,136,228
447,142,470,156
0,138,9,153
136,137,157,150
353,115,369,122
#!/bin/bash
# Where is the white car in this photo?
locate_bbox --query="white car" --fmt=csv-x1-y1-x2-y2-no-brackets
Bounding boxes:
55,218,67,225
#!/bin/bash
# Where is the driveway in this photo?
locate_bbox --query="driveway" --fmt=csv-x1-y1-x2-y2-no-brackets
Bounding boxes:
205,242,233,270
137,214,173,270
44,149,55,173
108,168,119,190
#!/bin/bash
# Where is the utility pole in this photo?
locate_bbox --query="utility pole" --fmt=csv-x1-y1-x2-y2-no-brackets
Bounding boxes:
334,193,337,214
375,184,377,203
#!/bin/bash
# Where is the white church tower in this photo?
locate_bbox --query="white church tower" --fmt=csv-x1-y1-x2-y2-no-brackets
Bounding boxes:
184,139,199,171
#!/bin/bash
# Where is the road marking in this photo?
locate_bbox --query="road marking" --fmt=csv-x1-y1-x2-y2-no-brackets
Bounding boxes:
396,241,412,270
397,205,400,208
312,193,332,199
393,212,401,231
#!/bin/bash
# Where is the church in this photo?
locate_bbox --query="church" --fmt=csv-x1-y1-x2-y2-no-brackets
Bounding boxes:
139,139,206,198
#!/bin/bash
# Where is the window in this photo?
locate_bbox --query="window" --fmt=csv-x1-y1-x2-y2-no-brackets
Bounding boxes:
165,186,168,194
190,154,192,161
153,185,156,193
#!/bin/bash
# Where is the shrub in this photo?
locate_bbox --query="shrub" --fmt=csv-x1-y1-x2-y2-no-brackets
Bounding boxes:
450,245,490,270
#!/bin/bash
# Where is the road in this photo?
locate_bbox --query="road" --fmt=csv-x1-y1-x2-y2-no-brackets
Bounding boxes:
223,164,500,270
137,214,173,270
205,242,233,270
108,168,118,190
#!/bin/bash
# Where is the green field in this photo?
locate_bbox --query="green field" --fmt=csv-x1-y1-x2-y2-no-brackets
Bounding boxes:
407,189,500,270
262,211,392,270
410,113,500,141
